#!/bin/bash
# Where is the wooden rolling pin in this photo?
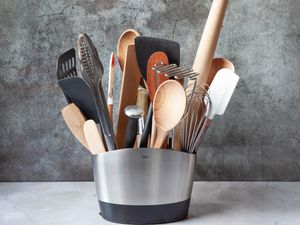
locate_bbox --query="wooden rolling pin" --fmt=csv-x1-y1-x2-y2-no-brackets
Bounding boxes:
192,0,228,86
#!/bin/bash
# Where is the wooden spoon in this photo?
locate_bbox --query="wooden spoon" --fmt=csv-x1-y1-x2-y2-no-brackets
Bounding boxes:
117,29,140,71
83,120,106,154
147,51,169,148
152,80,186,149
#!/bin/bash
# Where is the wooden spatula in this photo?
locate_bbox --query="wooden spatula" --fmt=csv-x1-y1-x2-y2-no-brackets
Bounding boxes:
83,120,106,154
61,103,89,150
115,45,141,148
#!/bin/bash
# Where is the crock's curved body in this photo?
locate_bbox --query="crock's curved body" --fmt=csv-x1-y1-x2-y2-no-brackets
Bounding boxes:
93,148,196,224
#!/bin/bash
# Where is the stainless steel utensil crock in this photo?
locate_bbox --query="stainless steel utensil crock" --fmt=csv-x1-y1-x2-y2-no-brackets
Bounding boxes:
92,148,196,224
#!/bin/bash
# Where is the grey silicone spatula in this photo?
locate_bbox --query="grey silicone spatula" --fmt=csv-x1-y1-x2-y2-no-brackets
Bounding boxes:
57,48,100,123
77,33,117,150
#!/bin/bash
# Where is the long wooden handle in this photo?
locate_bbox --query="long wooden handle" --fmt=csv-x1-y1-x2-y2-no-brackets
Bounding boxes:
108,52,115,124
61,103,89,150
172,126,182,151
152,128,168,149
83,120,106,154
192,0,228,86
136,87,149,117
115,45,141,148
150,116,156,148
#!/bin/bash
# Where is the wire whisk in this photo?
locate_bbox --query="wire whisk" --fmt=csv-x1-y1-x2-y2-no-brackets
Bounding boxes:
178,84,212,153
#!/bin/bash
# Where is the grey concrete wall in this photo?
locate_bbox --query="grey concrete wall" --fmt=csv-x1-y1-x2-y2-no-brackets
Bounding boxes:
0,0,299,181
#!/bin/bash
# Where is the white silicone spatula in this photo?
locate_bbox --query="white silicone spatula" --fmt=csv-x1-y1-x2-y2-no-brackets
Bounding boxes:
193,68,239,148
209,68,239,118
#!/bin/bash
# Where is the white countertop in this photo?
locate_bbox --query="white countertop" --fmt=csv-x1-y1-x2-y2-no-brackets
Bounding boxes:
0,182,299,225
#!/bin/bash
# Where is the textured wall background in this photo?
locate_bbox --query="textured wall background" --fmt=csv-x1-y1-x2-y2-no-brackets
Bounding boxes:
0,0,299,181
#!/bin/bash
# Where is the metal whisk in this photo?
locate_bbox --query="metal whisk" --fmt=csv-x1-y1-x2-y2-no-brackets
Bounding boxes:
178,84,212,154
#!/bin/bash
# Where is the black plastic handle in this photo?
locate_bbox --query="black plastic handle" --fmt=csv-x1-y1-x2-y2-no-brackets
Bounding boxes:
139,104,152,147
125,118,139,148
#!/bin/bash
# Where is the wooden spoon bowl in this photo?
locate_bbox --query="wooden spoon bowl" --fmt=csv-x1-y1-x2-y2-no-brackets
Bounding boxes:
117,29,140,71
152,80,186,148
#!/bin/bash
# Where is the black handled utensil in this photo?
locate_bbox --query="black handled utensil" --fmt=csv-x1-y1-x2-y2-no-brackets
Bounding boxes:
77,33,117,150
124,105,144,148
57,48,100,123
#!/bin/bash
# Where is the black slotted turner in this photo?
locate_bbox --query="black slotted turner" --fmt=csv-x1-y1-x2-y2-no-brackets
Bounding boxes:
56,48,100,123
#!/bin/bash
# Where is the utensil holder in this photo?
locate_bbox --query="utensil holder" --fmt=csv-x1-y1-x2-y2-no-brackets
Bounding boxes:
93,148,196,224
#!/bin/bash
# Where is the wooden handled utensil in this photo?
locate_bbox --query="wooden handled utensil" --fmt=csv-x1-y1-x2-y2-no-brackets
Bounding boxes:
136,87,149,117
57,48,100,123
147,52,169,148
191,0,229,86
78,33,117,151
207,58,235,86
115,45,141,148
83,120,106,154
134,37,181,148
117,29,140,72
151,80,186,149
107,52,115,123
61,103,89,150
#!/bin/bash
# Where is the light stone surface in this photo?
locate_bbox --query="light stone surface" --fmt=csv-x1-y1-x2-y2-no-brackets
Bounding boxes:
0,182,299,225
0,0,300,181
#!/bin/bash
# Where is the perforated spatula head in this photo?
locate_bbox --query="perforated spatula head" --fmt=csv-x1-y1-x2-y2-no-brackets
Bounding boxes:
56,48,78,103
57,48,77,80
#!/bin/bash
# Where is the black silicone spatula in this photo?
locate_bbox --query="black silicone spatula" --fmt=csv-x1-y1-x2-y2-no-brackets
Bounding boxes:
57,48,99,123
134,36,180,81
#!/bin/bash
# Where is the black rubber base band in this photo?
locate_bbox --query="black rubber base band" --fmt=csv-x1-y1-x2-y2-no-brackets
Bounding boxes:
98,199,190,224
